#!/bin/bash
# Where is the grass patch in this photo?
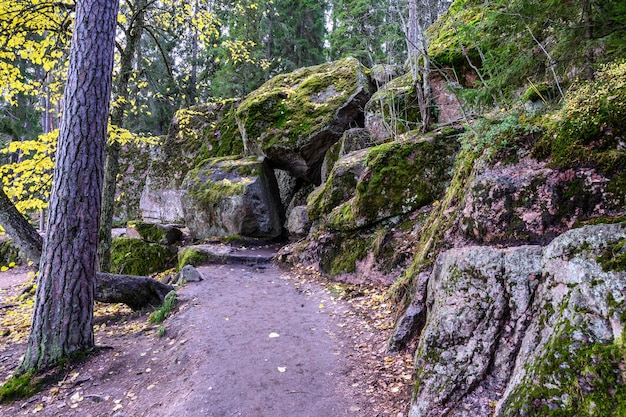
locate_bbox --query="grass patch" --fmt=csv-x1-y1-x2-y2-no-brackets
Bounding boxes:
149,291,177,324
0,372,41,403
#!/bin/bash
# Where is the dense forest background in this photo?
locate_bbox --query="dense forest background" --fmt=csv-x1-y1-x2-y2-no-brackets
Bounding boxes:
1,0,626,227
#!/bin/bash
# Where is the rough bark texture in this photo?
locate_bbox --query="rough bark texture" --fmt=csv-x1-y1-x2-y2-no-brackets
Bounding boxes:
19,0,120,372
96,273,174,311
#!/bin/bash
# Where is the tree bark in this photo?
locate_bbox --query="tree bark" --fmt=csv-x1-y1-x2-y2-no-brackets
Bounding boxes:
18,0,120,373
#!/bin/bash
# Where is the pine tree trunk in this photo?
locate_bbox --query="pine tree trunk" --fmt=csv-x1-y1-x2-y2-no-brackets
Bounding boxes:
19,0,119,373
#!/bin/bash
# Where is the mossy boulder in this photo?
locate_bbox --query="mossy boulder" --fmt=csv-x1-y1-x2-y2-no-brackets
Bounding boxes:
364,72,422,141
141,100,243,223
181,156,284,240
110,237,177,276
126,221,183,245
326,131,460,231
236,57,373,184
408,223,626,417
177,245,231,270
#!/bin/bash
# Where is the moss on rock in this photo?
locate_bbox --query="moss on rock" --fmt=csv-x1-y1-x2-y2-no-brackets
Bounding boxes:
110,237,177,276
327,130,460,230
364,72,423,140
501,323,626,417
177,247,211,270
236,57,372,182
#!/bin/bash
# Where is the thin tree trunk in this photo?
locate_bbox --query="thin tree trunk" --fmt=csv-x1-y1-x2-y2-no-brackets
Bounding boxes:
99,0,147,272
19,0,119,373
0,187,43,267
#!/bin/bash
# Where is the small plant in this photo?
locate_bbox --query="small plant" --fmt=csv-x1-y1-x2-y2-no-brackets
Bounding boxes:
0,372,41,403
157,326,166,337
149,291,177,324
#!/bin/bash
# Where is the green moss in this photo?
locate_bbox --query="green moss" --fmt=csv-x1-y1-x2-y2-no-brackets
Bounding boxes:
596,240,626,272
426,0,484,70
320,233,372,276
185,156,263,209
129,221,166,243
533,63,626,189
236,57,368,152
177,247,210,270
328,130,460,230
0,372,41,403
110,238,176,276
503,323,626,416
366,73,422,135
390,146,478,306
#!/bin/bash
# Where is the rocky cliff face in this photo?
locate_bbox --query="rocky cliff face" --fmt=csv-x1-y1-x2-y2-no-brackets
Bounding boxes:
409,223,626,417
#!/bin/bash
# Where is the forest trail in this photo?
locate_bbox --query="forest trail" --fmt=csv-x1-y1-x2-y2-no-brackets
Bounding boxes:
0,255,412,416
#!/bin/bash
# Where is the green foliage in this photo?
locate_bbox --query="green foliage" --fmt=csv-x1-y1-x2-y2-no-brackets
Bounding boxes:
533,62,626,179
110,238,176,276
149,291,177,324
431,0,626,106
461,111,542,162
0,372,41,403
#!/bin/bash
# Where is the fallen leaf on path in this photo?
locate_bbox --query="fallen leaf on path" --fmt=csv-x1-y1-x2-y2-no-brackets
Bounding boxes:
277,367,286,372
268,332,280,338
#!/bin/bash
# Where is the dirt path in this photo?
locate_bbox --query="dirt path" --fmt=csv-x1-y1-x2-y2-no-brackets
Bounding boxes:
137,263,354,417
0,260,412,417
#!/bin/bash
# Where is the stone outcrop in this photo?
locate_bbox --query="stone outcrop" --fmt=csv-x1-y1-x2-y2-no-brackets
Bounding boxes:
181,156,283,240
140,100,242,223
323,131,460,231
408,223,626,417
461,157,620,245
236,57,373,184
320,128,377,183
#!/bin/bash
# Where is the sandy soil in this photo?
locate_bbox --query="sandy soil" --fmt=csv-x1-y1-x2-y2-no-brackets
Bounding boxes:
0,262,414,417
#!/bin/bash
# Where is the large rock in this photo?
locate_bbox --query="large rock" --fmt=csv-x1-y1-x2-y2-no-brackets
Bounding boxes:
236,57,373,184
181,156,283,240
140,100,243,223
460,157,622,245
307,148,369,222
115,141,152,222
326,130,460,230
408,223,626,417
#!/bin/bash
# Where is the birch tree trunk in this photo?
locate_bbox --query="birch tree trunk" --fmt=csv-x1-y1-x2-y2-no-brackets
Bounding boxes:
19,0,119,373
